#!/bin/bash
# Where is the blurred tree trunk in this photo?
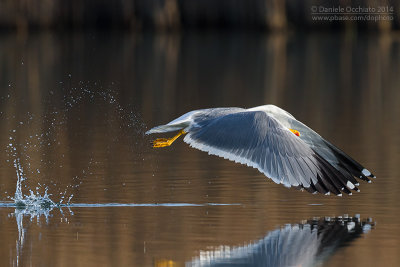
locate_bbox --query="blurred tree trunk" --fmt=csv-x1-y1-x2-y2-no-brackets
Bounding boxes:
0,0,397,31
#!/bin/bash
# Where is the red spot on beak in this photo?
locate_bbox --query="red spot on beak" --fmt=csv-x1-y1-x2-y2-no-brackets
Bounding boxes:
289,129,300,137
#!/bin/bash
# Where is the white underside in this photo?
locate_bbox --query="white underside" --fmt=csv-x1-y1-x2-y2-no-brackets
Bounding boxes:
184,134,296,187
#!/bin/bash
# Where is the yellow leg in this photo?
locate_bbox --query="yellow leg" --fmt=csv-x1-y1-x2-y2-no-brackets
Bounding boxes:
152,130,186,148
289,129,300,137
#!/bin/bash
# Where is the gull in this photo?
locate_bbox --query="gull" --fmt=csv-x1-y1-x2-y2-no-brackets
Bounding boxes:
146,105,375,196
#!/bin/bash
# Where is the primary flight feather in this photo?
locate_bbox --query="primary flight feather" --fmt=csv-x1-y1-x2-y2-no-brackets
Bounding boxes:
146,105,375,196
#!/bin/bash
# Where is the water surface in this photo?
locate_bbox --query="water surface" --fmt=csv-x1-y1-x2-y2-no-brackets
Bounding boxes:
0,31,399,266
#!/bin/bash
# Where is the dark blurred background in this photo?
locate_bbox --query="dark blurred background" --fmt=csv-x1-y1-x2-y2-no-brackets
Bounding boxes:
0,0,398,32
1,1,400,267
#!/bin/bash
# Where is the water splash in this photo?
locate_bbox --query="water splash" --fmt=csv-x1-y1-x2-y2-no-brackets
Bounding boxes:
7,157,72,267
8,156,70,267
10,157,72,210
3,83,147,204
13,158,25,202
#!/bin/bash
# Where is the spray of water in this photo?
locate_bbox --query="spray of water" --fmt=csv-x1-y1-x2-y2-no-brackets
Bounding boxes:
11,157,71,210
1,79,147,267
3,82,145,210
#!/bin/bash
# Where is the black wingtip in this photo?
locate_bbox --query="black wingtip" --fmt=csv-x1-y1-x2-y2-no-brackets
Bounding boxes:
359,175,371,183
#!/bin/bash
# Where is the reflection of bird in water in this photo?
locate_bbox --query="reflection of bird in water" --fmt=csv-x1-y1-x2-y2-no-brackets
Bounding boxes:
146,105,376,196
187,216,374,267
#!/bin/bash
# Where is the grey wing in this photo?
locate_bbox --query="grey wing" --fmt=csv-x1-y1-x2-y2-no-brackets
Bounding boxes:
283,117,376,188
184,111,351,195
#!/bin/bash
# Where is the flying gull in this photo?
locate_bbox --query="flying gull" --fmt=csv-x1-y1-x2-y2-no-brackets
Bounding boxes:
146,105,376,196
